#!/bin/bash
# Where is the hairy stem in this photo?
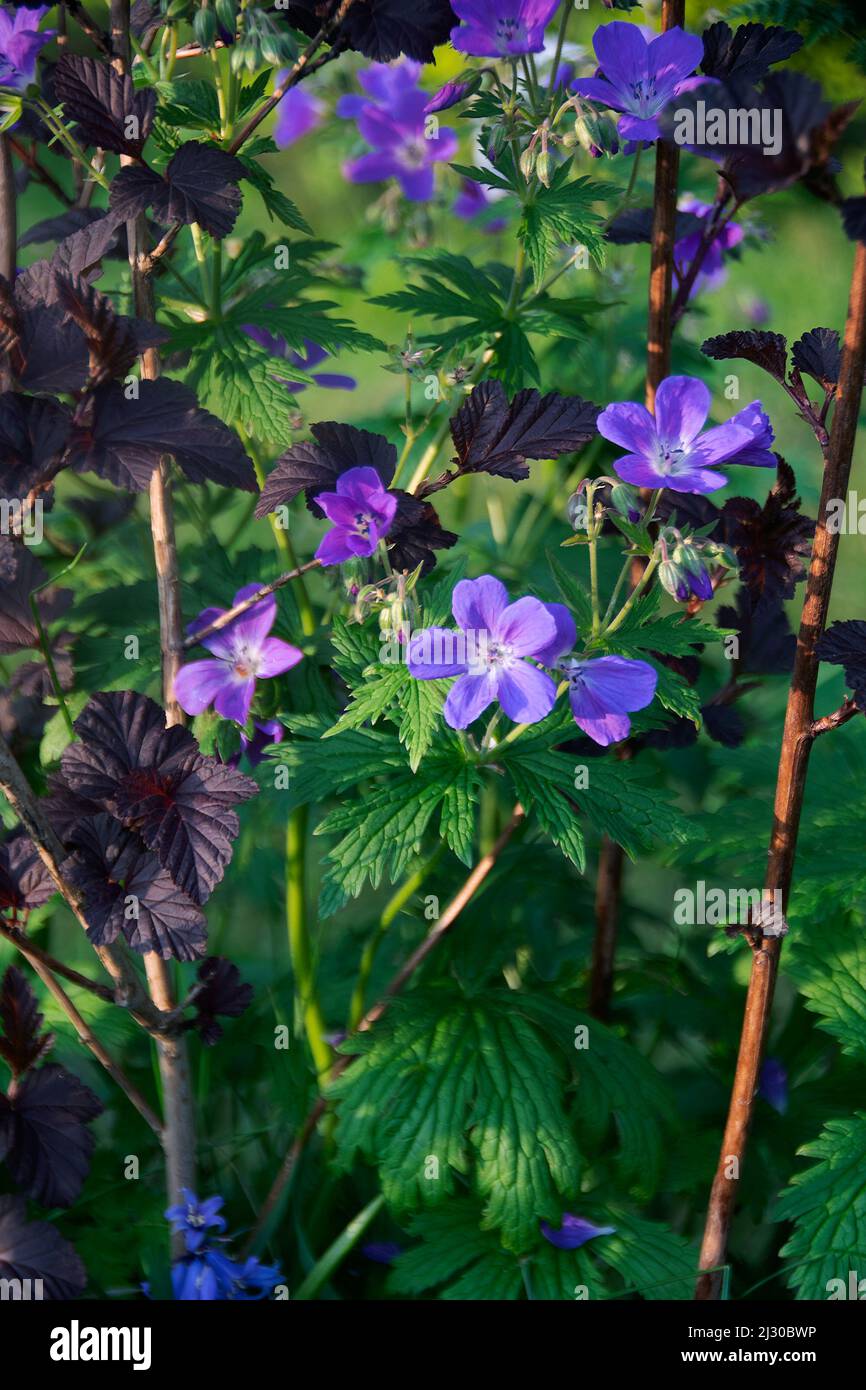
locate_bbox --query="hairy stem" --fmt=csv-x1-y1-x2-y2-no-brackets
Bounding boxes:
696,239,866,1299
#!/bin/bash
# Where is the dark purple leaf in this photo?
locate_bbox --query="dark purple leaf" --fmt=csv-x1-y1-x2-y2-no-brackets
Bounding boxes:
0,1195,86,1299
285,0,456,62
191,956,253,1046
386,492,457,576
841,196,866,245
0,539,44,654
68,379,256,493
0,831,56,916
0,1063,102,1207
701,329,788,382
816,620,866,710
64,813,207,961
19,206,106,250
9,631,74,700
255,421,397,519
0,966,54,1078
0,392,70,500
17,302,90,395
700,21,803,84
605,206,703,245
791,327,841,392
717,591,796,675
721,458,815,604
60,691,257,903
53,54,156,156
55,273,168,386
446,379,599,484
50,212,125,283
702,701,746,748
109,142,247,239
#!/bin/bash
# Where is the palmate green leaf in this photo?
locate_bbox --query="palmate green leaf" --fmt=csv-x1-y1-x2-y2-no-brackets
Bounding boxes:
240,155,312,233
595,1211,697,1300
506,752,586,871
177,326,299,441
324,657,449,772
329,615,383,685
270,715,408,810
787,915,866,1059
518,165,608,284
646,656,702,724
548,551,593,635
330,988,582,1251
776,1114,866,1300
236,283,383,355
440,764,482,866
600,590,733,658
387,1201,523,1300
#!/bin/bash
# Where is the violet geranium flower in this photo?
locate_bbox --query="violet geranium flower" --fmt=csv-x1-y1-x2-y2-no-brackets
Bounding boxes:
572,20,704,142
449,0,561,59
597,376,776,494
0,5,54,91
174,583,303,725
273,82,323,148
243,327,356,392
315,465,398,566
339,59,457,202
408,575,575,730
674,195,744,299
541,1214,616,1250
166,1190,227,1255
562,655,657,746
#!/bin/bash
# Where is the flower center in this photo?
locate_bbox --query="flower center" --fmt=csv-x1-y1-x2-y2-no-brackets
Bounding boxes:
468,637,515,676
630,76,658,116
496,17,526,49
400,138,428,170
656,443,687,474
231,642,260,681
353,510,372,536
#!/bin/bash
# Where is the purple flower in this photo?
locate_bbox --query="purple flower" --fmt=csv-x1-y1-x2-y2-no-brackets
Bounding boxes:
541,1214,617,1250
273,82,324,147
237,717,285,768
362,1241,403,1264
759,1057,788,1114
674,195,744,298
243,327,356,393
408,574,575,730
563,655,657,746
424,79,474,115
572,20,704,142
315,465,398,565
597,375,776,494
340,59,457,201
171,1249,282,1300
165,1190,227,1254
450,0,561,58
452,178,507,232
0,5,54,92
174,583,303,725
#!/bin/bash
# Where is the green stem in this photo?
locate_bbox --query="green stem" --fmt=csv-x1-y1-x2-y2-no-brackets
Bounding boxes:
28,542,87,740
347,848,443,1030
603,551,661,636
286,807,332,1085
548,0,571,106
293,1194,385,1301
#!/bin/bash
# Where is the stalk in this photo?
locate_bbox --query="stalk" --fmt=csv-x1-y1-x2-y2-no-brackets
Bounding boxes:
286,807,332,1083
588,0,683,1021
695,240,866,1299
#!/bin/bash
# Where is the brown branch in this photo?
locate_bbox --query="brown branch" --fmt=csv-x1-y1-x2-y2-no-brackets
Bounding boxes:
0,135,15,294
0,731,170,1032
696,239,866,1300
8,137,71,208
810,696,861,739
0,919,114,1002
590,0,684,1021
181,560,322,650
8,944,163,1136
242,805,525,1255
63,0,112,56
112,0,197,1225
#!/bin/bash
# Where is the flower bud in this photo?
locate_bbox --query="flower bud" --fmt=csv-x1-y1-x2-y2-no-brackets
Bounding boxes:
519,146,536,181
193,3,218,50
609,482,641,522
658,559,689,602
567,491,588,532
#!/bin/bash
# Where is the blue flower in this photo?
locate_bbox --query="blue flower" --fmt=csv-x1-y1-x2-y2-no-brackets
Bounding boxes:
165,1189,227,1253
540,1214,617,1250
171,1249,282,1300
572,20,704,143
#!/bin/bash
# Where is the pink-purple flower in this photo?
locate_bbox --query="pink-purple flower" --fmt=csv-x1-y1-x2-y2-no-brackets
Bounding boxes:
572,20,704,142
674,195,744,299
408,575,574,730
563,655,657,746
0,5,54,91
273,82,323,148
315,465,398,566
449,0,561,59
339,59,457,202
541,1213,616,1250
243,327,356,393
174,583,303,725
597,376,776,494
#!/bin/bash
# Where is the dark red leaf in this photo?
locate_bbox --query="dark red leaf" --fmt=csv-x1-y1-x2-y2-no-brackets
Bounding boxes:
791,327,841,392
721,458,815,604
54,54,156,157
446,378,599,483
0,1063,102,1207
816,620,866,710
255,421,397,519
701,329,788,382
191,956,253,1046
0,831,56,916
0,966,54,1078
700,21,803,83
0,392,70,500
386,492,456,576
0,1195,86,1299
109,142,247,239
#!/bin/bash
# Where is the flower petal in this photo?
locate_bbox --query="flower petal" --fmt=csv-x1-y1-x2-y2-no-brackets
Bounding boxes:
443,671,497,729
213,676,255,725
408,626,469,679
494,596,557,658
533,602,577,665
496,662,557,723
576,654,658,713
256,638,304,677
597,400,657,456
452,575,509,634
594,20,649,95
654,375,711,448
173,659,230,716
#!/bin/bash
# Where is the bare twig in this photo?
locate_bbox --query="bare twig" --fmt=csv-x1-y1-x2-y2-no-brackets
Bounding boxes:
696,239,866,1300
242,805,526,1254
63,0,112,56
112,0,197,1223
589,0,684,1021
181,560,322,650
0,919,114,1002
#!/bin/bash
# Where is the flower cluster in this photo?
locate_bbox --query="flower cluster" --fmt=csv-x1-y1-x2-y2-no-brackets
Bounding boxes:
339,60,457,203
165,1191,282,1300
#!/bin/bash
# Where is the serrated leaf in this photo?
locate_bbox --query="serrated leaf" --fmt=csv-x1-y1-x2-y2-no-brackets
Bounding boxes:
518,166,607,285
777,1115,866,1300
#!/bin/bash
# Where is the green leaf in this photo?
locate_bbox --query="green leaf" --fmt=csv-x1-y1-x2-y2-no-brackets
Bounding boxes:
387,1201,522,1299
518,166,608,285
240,154,312,233
594,1211,697,1300
777,1114,866,1300
787,915,866,1060
329,988,582,1250
548,551,593,635
39,693,89,765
